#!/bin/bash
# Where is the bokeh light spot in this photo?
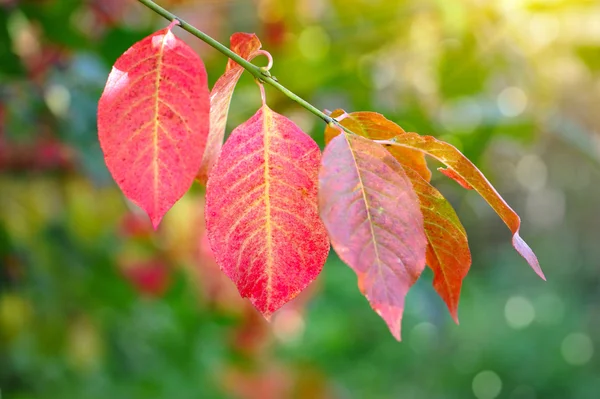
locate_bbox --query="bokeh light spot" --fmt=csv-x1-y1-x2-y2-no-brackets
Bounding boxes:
273,309,305,344
45,84,71,118
516,154,547,192
561,333,594,366
525,188,566,229
298,26,330,62
472,370,502,399
497,87,528,117
410,322,438,353
504,296,535,329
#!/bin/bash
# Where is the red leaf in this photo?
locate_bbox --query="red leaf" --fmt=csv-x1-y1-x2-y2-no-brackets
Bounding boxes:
386,133,545,280
98,25,210,229
404,167,471,322
319,133,427,340
197,33,262,183
121,259,171,297
205,105,329,318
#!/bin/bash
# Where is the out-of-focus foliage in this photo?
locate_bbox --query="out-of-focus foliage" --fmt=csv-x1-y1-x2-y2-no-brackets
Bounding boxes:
1,0,599,398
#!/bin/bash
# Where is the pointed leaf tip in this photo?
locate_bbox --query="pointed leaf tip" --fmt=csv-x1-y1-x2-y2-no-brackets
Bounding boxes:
319,133,427,340
513,233,546,280
386,133,544,280
376,303,403,341
150,215,162,231
405,167,471,324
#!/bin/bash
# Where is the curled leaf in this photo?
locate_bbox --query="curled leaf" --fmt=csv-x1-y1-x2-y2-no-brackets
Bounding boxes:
385,133,545,280
197,33,262,183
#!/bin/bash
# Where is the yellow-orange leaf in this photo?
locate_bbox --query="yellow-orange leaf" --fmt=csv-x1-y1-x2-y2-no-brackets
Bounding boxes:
324,109,431,182
403,167,471,322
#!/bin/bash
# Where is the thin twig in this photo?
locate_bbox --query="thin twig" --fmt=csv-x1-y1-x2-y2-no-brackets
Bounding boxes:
136,0,357,136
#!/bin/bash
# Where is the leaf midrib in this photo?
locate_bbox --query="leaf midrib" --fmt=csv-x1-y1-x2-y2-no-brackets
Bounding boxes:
262,107,274,310
345,134,387,298
152,31,169,214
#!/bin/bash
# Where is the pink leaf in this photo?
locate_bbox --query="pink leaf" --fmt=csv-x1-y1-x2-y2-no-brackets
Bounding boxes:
98,25,210,228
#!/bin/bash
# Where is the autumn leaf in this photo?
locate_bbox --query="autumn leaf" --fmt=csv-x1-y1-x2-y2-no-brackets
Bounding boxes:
324,109,431,181
197,33,262,183
325,112,471,321
403,167,471,322
319,132,427,340
205,105,329,318
97,24,210,228
383,133,545,280
120,259,171,297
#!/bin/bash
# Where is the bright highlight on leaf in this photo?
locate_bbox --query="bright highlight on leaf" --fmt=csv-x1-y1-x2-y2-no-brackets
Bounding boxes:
98,25,210,228
319,132,427,340
197,33,262,184
383,133,545,280
205,105,330,318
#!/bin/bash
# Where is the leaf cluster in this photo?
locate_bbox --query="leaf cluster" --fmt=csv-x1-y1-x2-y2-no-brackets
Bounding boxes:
97,23,543,340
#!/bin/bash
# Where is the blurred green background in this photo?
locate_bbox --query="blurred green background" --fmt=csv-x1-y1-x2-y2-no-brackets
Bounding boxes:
1,0,599,398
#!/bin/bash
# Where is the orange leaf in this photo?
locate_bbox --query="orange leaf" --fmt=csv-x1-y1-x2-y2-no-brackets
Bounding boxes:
385,133,545,280
205,105,329,318
403,167,471,322
319,133,427,340
98,25,210,228
324,112,472,320
197,33,262,183
324,109,431,182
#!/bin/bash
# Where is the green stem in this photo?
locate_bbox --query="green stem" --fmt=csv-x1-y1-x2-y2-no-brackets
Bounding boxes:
136,0,355,135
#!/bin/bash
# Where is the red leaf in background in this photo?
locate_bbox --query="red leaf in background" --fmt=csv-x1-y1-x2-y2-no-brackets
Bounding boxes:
403,167,471,322
121,259,171,297
97,24,210,229
319,133,427,340
386,133,545,280
197,33,262,183
205,105,329,318
119,212,154,239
